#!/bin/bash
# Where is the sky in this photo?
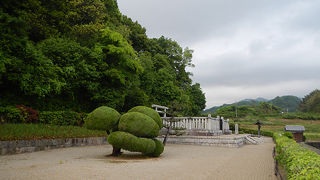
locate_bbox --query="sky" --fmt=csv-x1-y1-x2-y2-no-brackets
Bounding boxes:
117,0,320,108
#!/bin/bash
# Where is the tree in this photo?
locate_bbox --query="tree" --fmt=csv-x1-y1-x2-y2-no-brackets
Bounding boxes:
299,89,320,113
86,106,164,157
0,0,206,116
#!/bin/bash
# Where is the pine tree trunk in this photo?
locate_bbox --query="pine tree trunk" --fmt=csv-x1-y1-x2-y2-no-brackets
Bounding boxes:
111,146,121,156
163,119,172,146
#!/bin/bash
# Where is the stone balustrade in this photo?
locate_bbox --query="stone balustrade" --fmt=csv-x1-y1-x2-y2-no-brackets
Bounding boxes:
162,114,231,135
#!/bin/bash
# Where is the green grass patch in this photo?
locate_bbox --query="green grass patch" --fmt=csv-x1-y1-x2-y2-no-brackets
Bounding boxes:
0,124,107,141
233,115,320,141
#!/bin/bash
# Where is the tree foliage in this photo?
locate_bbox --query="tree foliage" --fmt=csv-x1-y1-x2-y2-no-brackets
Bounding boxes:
0,0,206,115
299,89,320,113
216,102,282,118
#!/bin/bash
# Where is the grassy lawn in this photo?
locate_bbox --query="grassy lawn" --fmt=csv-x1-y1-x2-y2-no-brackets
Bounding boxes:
234,116,320,141
0,124,107,141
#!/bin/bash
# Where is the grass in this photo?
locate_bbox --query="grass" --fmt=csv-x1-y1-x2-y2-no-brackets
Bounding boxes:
0,123,107,141
234,116,320,141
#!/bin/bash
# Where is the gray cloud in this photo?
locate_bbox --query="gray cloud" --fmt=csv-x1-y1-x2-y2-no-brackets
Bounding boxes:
117,0,320,108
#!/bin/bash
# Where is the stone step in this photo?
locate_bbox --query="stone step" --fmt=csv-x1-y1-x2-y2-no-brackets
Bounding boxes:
157,135,248,148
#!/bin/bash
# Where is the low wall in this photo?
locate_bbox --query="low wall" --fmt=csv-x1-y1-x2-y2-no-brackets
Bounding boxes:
306,141,320,150
0,137,107,155
157,135,248,148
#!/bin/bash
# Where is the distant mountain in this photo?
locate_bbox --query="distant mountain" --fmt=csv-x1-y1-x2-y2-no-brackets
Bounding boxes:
203,97,269,114
235,97,268,106
203,104,229,114
203,96,301,114
269,96,302,112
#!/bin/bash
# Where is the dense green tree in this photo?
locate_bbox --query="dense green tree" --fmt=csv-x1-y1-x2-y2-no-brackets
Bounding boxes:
299,89,320,113
0,0,206,115
188,83,206,116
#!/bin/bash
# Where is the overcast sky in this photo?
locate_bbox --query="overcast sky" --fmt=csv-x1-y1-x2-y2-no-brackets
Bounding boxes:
117,0,320,108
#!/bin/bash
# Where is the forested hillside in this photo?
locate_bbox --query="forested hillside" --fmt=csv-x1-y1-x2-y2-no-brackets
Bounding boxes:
299,89,320,113
203,96,301,114
0,0,205,115
269,95,301,112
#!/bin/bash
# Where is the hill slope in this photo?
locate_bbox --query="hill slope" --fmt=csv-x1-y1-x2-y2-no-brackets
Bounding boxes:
299,89,320,113
269,96,301,112
203,97,268,114
203,96,301,114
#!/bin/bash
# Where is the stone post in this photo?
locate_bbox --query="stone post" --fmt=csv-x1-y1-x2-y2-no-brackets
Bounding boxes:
235,124,239,135
226,119,230,131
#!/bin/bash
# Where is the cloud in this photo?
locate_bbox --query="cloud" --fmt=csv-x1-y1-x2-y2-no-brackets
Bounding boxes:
118,0,320,108
204,79,320,108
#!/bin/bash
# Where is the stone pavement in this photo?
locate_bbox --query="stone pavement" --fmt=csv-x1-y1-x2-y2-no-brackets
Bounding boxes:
0,137,276,180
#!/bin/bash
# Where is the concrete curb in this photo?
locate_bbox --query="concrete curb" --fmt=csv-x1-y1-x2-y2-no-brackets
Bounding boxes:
0,137,107,155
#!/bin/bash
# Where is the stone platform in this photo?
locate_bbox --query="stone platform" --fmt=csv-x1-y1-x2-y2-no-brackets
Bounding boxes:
157,134,251,148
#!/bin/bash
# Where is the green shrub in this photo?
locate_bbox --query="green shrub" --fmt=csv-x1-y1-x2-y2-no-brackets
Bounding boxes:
128,106,162,128
229,120,235,131
274,133,320,179
39,111,81,126
239,127,273,137
283,131,293,139
148,139,164,157
17,105,39,123
118,112,159,138
85,106,120,131
0,106,24,123
282,112,320,120
108,131,156,154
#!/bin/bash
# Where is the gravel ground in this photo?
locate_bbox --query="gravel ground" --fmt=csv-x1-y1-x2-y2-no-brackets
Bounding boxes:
0,137,276,180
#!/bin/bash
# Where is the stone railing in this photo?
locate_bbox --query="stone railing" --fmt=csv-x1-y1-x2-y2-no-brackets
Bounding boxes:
162,114,231,135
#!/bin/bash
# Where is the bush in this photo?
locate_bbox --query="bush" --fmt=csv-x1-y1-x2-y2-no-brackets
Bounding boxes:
118,112,159,138
84,106,120,131
39,111,81,126
149,139,164,157
282,112,320,120
239,127,273,137
78,112,88,127
128,106,162,128
274,133,320,179
17,105,39,123
0,106,24,123
108,131,156,154
283,131,293,139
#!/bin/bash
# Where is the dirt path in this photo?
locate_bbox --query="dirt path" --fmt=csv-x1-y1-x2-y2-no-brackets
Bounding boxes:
0,137,276,180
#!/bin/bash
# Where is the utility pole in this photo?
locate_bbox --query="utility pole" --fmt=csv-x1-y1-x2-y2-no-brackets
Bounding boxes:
236,106,238,118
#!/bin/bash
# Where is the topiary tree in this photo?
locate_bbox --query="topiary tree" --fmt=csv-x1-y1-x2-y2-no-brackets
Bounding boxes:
128,106,163,128
84,106,121,155
85,105,164,157
84,106,120,132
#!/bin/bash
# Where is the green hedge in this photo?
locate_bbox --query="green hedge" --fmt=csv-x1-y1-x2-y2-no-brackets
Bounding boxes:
108,131,156,154
149,139,164,157
0,106,24,123
84,106,120,131
39,111,81,126
118,112,159,138
274,133,320,179
239,127,273,137
282,112,320,120
128,106,163,128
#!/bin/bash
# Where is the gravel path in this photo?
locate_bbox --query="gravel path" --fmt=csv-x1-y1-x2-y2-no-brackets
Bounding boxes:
0,137,276,180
